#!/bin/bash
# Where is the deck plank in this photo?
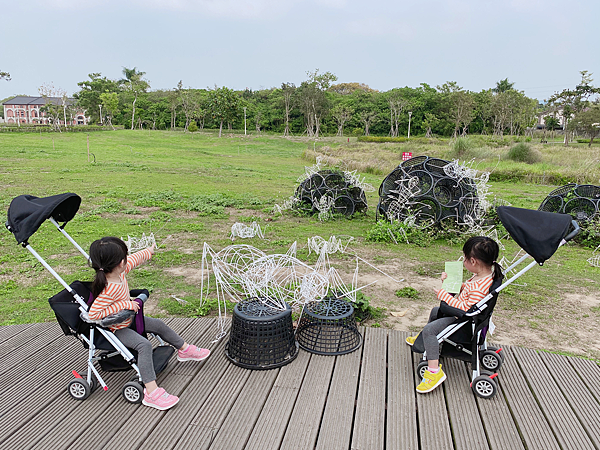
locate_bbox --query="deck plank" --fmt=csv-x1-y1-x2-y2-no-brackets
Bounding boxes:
512,347,595,450
244,350,311,450
386,331,418,450
499,347,561,450
209,368,280,450
351,327,387,450
315,344,362,450
0,322,34,342
91,318,219,450
279,353,336,450
444,359,490,450
0,322,56,362
568,356,600,405
473,362,525,450
412,352,454,450
538,351,600,449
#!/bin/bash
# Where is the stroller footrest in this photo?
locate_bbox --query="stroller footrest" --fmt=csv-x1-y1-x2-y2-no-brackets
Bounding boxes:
153,346,175,375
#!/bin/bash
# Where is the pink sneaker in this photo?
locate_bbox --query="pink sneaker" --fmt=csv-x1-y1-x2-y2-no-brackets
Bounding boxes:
177,344,211,362
142,387,179,410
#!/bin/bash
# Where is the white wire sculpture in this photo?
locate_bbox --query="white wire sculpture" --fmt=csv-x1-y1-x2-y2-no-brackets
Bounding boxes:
307,235,354,255
230,222,265,241
588,245,600,267
123,233,156,253
200,239,402,340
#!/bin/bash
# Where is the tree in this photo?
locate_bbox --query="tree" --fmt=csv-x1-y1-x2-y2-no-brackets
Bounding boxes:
0,71,10,81
296,69,337,138
387,90,410,137
568,104,600,147
331,104,354,137
74,73,119,124
438,82,476,138
207,86,240,137
38,82,68,131
120,67,149,130
177,81,198,132
547,70,600,145
281,82,295,136
493,78,515,93
99,91,119,130
329,82,377,95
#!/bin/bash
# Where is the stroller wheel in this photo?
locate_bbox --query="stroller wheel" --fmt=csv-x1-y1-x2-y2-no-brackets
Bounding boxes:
416,361,429,380
122,381,144,404
471,375,497,399
68,379,91,401
480,350,503,372
89,377,98,392
486,346,505,363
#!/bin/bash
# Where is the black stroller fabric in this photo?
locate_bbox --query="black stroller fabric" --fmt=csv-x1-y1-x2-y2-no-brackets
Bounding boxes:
411,276,503,363
496,206,572,265
6,193,81,244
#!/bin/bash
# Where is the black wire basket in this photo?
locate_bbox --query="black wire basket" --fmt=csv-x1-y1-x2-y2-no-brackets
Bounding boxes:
296,297,362,355
225,298,298,370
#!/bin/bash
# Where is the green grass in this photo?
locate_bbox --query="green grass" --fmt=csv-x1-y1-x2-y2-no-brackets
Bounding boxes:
1,129,600,359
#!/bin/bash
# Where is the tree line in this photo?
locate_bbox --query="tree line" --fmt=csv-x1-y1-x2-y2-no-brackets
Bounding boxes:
5,66,599,142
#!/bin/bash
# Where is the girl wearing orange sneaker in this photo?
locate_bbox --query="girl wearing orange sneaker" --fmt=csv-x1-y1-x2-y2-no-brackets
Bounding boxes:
89,237,210,410
406,236,502,393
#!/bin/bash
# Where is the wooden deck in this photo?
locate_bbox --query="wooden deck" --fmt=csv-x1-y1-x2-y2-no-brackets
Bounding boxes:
1,318,599,450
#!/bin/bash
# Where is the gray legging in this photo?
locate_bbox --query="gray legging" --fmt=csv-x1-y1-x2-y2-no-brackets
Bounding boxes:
114,317,185,384
421,306,457,361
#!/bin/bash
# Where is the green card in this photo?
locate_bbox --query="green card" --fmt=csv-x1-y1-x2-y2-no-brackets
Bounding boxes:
442,261,463,294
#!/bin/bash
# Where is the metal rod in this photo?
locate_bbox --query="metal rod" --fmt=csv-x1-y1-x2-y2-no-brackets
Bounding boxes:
49,217,90,260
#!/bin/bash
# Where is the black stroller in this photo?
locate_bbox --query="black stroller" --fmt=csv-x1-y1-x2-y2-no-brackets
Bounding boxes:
411,206,579,398
5,193,175,403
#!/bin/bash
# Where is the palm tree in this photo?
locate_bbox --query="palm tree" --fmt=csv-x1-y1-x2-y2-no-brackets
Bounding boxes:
493,78,515,94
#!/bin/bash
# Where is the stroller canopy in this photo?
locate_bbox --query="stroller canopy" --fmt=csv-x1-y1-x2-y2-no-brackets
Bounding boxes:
6,193,81,244
496,206,572,265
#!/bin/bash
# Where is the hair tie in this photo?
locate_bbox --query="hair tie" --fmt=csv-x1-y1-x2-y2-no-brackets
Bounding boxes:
98,268,104,272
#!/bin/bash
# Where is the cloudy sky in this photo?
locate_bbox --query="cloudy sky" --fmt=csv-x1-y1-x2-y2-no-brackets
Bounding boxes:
1,0,598,102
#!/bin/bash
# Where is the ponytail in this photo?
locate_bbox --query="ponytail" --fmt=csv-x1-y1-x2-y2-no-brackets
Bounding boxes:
89,237,128,298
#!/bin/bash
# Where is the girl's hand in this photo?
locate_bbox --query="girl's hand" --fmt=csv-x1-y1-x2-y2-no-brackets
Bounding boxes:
440,272,448,282
130,301,140,313
434,288,440,296
148,243,156,255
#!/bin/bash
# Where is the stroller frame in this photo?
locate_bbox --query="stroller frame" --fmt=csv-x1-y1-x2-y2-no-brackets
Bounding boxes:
5,193,172,403
413,206,580,398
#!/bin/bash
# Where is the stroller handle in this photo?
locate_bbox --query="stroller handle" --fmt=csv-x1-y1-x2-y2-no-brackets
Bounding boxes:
563,220,580,242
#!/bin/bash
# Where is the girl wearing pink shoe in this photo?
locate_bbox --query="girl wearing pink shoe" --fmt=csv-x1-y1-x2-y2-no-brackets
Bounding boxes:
88,237,210,410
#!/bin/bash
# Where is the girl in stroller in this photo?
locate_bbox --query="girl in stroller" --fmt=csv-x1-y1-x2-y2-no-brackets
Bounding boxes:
89,237,210,410
406,236,502,394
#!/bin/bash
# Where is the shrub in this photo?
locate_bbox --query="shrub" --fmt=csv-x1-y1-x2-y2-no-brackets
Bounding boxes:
395,287,419,299
507,142,542,164
452,137,473,156
187,121,198,132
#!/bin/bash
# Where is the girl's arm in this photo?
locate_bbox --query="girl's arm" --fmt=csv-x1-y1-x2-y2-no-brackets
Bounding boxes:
124,247,154,274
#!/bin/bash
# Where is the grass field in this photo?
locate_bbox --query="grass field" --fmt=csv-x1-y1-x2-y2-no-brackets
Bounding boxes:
1,129,599,359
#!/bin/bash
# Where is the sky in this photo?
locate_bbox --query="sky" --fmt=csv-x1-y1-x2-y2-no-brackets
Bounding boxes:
1,0,599,102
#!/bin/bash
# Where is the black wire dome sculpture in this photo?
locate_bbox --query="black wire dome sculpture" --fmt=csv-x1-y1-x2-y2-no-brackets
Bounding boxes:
538,183,600,222
294,169,368,217
377,156,481,227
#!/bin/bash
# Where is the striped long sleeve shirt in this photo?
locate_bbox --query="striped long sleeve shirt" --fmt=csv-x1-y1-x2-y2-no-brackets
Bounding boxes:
437,273,494,312
88,248,153,330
